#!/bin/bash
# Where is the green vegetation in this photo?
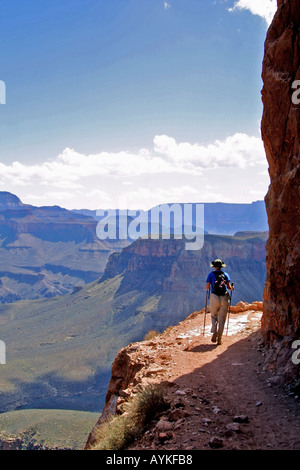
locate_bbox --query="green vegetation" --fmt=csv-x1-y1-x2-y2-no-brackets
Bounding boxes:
144,330,161,341
0,273,148,412
92,385,168,450
0,409,100,450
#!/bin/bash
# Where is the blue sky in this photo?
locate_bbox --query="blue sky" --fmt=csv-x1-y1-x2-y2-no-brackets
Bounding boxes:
0,0,277,210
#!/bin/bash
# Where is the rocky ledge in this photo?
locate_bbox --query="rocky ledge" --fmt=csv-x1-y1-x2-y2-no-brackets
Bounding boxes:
84,301,300,451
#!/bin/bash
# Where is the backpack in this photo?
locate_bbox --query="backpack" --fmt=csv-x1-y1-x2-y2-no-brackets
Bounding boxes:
212,271,227,296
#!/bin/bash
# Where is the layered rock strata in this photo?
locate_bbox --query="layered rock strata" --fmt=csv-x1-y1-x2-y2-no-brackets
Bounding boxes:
261,0,300,363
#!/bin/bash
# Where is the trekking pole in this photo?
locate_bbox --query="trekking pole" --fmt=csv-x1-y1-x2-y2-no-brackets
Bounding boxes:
203,288,210,336
226,282,234,336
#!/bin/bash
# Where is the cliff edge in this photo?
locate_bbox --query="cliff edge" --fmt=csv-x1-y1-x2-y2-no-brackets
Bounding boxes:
84,302,300,450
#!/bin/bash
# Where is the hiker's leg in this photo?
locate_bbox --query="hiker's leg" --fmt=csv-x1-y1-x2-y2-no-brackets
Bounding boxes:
209,294,220,340
217,294,229,340
211,315,218,333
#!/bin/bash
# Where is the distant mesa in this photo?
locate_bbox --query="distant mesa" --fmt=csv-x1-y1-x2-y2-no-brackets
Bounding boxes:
0,192,23,210
0,192,268,304
73,200,269,237
234,231,269,238
0,192,129,303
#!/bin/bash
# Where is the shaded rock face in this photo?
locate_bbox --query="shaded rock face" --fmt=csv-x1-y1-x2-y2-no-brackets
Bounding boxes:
261,0,300,350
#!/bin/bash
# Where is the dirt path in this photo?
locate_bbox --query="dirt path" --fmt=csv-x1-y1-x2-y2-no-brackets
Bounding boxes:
128,308,300,450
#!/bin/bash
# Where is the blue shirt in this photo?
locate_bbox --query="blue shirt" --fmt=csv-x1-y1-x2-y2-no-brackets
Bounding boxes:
206,270,230,294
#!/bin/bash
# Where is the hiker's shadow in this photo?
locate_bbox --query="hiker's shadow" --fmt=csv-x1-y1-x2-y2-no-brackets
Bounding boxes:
184,344,219,353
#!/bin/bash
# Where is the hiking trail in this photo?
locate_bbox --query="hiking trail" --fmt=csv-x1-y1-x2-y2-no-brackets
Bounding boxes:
122,304,300,451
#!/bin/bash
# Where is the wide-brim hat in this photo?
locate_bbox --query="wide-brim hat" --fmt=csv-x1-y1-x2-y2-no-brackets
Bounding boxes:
210,259,226,268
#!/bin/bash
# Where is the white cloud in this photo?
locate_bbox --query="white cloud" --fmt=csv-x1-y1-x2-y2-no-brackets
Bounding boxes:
229,0,277,26
163,1,171,10
154,133,266,170
0,133,269,210
0,133,266,189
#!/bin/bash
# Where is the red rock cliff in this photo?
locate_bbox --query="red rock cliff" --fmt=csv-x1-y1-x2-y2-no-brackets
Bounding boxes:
261,1,300,350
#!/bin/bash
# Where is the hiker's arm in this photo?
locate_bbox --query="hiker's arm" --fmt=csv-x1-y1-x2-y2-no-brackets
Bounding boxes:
227,281,234,290
206,282,210,291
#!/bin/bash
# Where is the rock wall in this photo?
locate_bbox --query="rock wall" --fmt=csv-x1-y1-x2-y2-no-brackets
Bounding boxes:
261,0,300,355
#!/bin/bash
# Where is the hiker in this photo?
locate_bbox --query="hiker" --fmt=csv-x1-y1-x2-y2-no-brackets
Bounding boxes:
206,259,234,345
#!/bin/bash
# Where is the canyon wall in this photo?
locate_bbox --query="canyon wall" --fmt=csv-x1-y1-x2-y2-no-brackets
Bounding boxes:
100,234,267,330
261,0,300,356
0,192,128,302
